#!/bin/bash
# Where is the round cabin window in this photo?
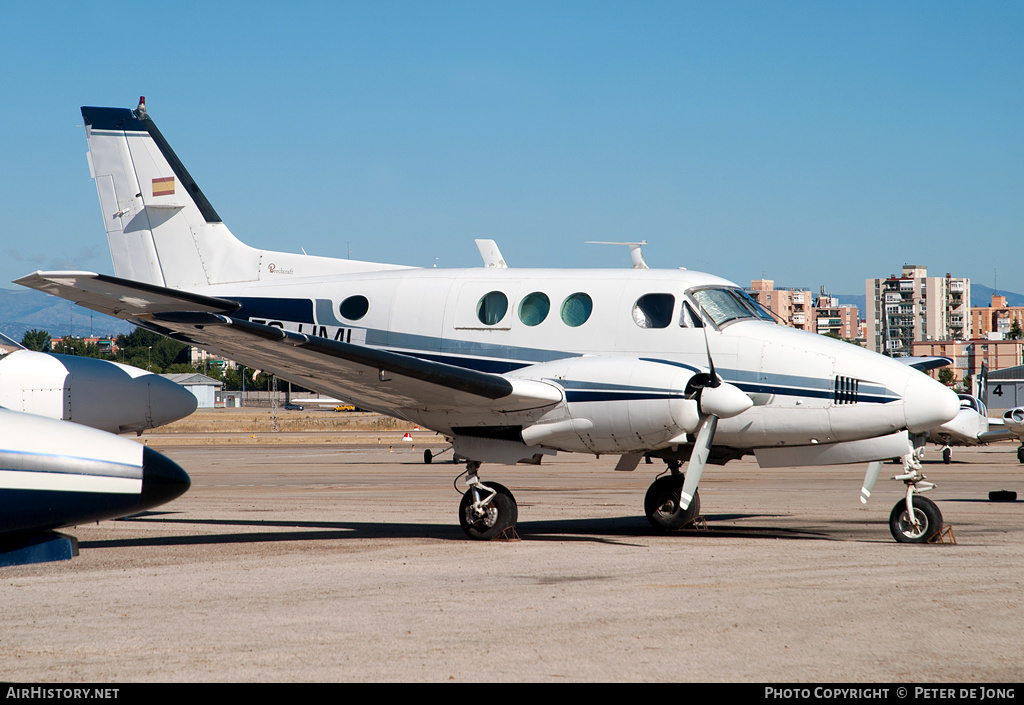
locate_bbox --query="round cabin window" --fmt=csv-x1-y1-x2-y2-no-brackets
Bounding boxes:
518,292,550,326
561,293,593,327
339,295,369,321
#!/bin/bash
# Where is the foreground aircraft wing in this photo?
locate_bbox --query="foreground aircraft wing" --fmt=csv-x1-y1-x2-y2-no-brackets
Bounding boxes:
14,271,562,416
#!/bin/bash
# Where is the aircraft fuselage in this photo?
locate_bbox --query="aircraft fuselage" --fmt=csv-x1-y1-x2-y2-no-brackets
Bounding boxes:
187,266,955,454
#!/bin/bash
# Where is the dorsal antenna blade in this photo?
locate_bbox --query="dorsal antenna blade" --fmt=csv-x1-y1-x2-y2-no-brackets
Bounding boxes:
585,241,649,268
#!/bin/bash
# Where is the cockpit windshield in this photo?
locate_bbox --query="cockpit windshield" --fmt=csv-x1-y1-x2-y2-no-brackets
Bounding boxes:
958,394,985,416
689,287,775,327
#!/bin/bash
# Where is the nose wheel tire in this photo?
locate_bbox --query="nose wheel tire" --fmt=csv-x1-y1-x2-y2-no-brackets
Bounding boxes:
645,475,701,531
459,482,518,540
889,495,942,543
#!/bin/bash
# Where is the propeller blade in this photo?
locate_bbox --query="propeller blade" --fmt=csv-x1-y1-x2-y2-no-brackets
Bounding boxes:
679,414,717,510
699,316,719,387
860,461,882,504
613,453,642,472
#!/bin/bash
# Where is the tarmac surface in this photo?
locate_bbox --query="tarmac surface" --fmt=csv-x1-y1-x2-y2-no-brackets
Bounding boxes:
3,437,1023,683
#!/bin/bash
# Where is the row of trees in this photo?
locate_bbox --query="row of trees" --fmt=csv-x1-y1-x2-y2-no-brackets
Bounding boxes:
19,328,286,392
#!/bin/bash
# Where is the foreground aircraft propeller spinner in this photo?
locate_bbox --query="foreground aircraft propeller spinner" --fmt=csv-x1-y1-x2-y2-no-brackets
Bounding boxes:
16,99,962,543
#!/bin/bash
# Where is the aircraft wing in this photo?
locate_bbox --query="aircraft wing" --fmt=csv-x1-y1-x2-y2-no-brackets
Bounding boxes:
14,271,562,416
897,356,954,372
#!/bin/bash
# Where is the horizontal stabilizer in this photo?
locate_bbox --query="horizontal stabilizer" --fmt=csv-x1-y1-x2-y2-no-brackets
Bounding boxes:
13,271,241,317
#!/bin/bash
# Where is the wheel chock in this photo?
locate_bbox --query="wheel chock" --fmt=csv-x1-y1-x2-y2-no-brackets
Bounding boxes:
494,525,521,541
928,525,956,545
989,490,1017,501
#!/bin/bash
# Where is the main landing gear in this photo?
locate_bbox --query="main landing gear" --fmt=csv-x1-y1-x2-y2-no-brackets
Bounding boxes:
458,461,518,540
644,460,701,531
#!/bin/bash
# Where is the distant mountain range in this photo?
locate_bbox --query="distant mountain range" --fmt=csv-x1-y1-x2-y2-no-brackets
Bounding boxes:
0,287,134,343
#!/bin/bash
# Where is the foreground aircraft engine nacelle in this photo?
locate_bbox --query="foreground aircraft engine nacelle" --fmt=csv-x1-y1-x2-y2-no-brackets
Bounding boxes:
0,350,197,433
0,407,190,536
515,357,751,454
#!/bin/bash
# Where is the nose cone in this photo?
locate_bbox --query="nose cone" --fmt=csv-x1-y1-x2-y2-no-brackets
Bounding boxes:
903,372,960,433
139,446,191,510
148,375,199,427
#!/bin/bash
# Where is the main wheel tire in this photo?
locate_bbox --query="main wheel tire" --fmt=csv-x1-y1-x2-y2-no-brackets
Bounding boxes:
424,449,433,464
645,475,701,531
889,495,943,543
942,448,952,464
1017,446,1024,464
459,482,518,540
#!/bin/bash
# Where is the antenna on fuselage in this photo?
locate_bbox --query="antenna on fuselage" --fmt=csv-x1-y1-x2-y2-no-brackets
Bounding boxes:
585,241,648,269
475,239,508,268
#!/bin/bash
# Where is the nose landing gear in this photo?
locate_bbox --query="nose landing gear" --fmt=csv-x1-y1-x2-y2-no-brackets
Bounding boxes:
889,457,943,543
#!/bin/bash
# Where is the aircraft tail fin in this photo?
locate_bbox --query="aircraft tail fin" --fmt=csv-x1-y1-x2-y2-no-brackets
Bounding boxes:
82,98,409,290
978,362,988,406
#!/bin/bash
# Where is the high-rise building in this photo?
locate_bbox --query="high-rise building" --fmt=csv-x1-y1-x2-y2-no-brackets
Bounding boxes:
865,265,969,355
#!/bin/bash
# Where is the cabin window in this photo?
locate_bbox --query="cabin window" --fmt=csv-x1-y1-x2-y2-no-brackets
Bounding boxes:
476,291,509,325
339,295,369,321
561,293,593,327
518,292,550,326
632,293,675,329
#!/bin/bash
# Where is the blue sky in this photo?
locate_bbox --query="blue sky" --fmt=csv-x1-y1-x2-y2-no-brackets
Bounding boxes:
1,1,1021,296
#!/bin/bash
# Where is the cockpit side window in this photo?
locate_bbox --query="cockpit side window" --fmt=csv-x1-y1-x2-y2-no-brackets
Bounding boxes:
679,301,704,329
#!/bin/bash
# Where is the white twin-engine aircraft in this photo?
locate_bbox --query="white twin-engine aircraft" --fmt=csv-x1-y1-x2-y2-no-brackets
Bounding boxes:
17,99,961,543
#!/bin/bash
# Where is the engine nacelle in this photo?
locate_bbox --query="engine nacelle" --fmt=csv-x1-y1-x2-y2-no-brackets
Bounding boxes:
0,350,197,433
1003,407,1024,436
513,357,704,454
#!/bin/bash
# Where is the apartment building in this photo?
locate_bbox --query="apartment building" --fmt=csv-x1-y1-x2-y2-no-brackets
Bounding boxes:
865,265,970,355
970,295,1024,339
913,338,1024,385
747,280,813,331
814,288,859,340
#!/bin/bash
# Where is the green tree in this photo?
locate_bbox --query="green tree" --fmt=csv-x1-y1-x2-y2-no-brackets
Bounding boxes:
937,368,956,386
115,327,187,372
1010,319,1023,341
20,329,51,352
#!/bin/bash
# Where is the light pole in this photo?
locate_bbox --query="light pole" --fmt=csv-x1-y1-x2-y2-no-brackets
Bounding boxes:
148,346,152,371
